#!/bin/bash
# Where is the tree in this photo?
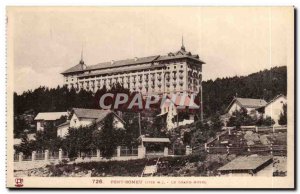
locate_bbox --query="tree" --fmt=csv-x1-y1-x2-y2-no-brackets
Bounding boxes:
278,103,287,125
227,109,256,127
14,116,29,138
256,116,275,126
93,114,126,158
210,112,223,131
63,124,96,158
15,133,35,156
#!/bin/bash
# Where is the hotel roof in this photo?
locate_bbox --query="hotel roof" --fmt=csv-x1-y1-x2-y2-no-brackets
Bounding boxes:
62,47,205,75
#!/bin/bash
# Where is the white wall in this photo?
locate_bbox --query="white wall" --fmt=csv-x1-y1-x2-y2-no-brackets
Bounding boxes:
57,125,69,138
36,121,44,131
228,102,257,116
114,117,124,129
69,113,124,130
228,102,242,115
69,114,95,128
264,96,287,125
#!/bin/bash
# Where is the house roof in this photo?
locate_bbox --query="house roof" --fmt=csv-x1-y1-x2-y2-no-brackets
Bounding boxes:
226,97,267,112
34,112,68,121
140,137,170,143
265,94,286,107
73,108,125,123
62,47,205,75
218,155,272,172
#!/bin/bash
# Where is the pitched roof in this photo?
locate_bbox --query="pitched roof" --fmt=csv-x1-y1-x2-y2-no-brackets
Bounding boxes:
218,155,272,172
87,55,160,71
265,94,286,107
236,98,267,108
227,97,267,111
73,108,125,123
77,63,166,78
62,47,205,75
34,112,68,121
73,108,111,119
62,63,86,74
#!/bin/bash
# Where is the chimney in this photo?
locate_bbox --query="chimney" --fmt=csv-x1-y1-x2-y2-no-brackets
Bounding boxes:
111,60,115,64
134,57,138,61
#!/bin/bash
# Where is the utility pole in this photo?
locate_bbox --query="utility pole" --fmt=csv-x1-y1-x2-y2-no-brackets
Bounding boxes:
200,85,203,122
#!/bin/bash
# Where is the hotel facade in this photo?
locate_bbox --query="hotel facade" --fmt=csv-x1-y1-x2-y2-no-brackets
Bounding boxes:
61,43,205,120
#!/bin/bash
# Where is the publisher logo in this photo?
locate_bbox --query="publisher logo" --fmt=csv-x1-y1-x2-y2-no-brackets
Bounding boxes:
15,178,23,187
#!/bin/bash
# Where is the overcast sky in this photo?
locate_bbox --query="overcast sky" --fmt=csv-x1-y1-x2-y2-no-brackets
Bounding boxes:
10,7,291,94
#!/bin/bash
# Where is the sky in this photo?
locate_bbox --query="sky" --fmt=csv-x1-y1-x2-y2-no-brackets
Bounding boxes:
9,7,292,94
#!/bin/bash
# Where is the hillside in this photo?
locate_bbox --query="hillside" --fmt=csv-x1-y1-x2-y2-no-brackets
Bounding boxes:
202,66,287,117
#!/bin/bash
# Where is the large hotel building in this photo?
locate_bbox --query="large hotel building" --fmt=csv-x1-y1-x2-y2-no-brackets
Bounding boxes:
61,43,205,97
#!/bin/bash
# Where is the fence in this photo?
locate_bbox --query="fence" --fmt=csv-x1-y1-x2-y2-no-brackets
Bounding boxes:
85,150,97,158
240,125,287,133
168,147,186,156
22,155,32,161
14,145,193,163
49,151,59,160
205,145,287,156
120,147,138,157
35,151,45,160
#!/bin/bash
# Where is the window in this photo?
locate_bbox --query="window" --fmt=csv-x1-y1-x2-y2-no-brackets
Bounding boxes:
174,66,177,69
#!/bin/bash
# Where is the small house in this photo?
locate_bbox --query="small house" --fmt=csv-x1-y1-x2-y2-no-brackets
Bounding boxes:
226,97,267,117
57,108,125,138
34,112,68,131
261,94,287,125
